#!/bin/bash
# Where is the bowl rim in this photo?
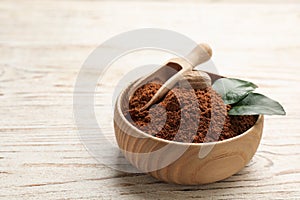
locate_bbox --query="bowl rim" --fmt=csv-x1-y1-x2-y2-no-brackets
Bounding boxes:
116,84,263,147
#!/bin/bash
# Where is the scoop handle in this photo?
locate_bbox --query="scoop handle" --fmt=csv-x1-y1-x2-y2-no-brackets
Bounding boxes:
185,43,212,67
140,44,212,111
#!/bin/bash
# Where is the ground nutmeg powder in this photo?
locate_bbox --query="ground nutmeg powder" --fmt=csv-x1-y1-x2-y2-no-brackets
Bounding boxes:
126,80,258,143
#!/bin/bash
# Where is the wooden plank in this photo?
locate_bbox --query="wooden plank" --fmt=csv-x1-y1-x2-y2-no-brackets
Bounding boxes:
0,0,299,199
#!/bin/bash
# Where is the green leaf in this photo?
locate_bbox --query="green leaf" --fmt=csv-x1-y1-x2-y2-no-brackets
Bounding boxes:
228,93,286,115
212,78,258,104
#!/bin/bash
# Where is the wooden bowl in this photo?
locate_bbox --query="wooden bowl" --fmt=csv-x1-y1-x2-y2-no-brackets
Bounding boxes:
114,74,264,185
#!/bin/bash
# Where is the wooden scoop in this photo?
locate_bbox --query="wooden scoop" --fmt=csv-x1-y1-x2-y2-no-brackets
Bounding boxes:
132,43,212,111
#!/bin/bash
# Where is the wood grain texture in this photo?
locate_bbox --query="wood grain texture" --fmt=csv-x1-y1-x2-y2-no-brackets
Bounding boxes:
0,0,300,199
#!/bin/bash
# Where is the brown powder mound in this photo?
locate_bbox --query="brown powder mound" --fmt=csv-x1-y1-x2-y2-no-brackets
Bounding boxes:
127,82,258,143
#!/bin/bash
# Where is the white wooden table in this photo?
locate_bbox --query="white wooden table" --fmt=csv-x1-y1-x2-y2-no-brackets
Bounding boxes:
0,0,300,199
